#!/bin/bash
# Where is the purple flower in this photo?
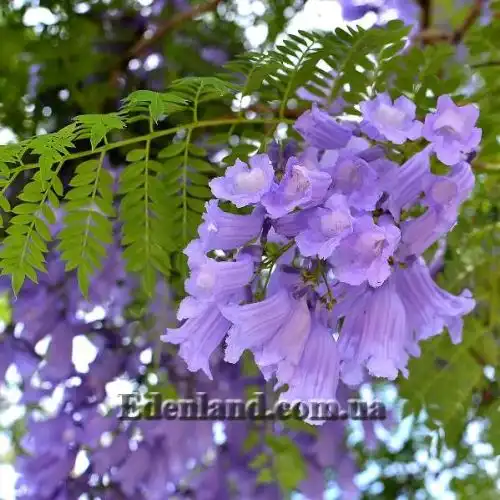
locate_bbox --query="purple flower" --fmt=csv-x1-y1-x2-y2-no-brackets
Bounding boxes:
389,0,420,26
184,238,206,268
253,295,311,375
273,209,313,238
384,148,432,221
398,163,474,258
261,157,331,218
21,416,81,458
278,315,340,421
209,154,274,207
163,303,231,379
198,200,265,251
0,336,39,382
338,279,411,380
339,0,379,21
422,161,475,220
330,215,400,287
360,93,423,144
79,408,118,448
185,254,254,302
299,464,326,499
294,105,353,150
295,194,354,258
395,257,475,344
422,95,481,165
399,209,453,258
329,152,382,211
223,289,310,375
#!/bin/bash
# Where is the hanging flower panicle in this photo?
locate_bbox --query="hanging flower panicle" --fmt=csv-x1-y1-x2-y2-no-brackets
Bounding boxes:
164,93,479,422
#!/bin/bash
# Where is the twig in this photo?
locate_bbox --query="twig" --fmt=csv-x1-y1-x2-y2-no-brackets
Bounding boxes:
468,346,488,367
471,60,500,69
451,0,485,44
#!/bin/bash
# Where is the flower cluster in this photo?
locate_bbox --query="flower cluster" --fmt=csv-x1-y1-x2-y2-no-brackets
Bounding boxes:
165,93,479,415
2,217,390,499
1,253,385,499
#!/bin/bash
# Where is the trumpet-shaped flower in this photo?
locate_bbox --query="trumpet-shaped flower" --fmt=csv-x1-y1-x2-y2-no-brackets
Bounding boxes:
422,95,481,165
209,154,275,207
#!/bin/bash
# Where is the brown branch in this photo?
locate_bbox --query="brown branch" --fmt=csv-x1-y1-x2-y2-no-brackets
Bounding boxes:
414,29,451,44
110,0,222,87
416,0,486,46
418,0,432,31
451,0,485,44
128,0,222,59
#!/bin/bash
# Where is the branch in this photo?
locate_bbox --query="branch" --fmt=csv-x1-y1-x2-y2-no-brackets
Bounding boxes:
110,0,222,87
416,0,486,45
414,29,451,44
471,60,500,69
128,0,222,59
451,0,485,44
418,0,432,31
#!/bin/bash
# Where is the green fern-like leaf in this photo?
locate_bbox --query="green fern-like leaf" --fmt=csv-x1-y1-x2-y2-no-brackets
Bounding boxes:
0,169,61,294
57,155,115,296
75,113,125,150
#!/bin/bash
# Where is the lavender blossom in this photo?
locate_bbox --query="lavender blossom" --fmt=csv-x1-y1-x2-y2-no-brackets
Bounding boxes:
198,200,265,251
222,289,310,374
261,156,331,218
330,215,400,287
184,254,254,302
360,93,423,144
422,95,481,165
338,279,411,380
163,303,231,378
395,257,475,344
294,105,353,150
209,154,274,207
295,194,354,258
278,315,340,421
329,152,382,211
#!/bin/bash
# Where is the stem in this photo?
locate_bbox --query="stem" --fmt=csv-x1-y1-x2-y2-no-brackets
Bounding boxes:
279,39,316,118
79,149,106,269
471,60,500,69
49,117,294,165
182,129,192,244
259,240,295,297
320,266,334,305
144,118,153,279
